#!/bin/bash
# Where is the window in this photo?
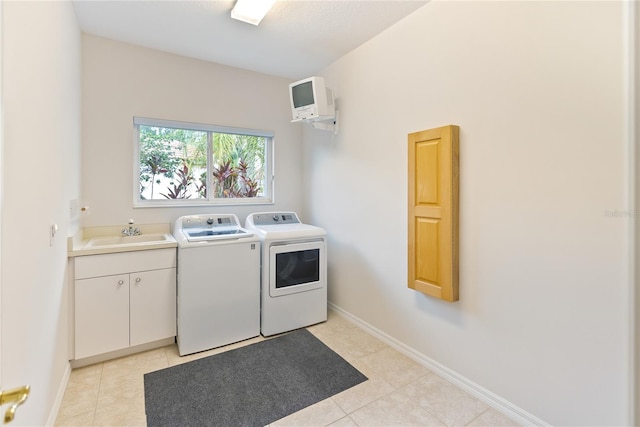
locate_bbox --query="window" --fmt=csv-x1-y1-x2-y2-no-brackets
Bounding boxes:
134,117,273,206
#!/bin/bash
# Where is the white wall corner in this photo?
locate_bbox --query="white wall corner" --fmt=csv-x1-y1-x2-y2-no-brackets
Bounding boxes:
630,0,640,423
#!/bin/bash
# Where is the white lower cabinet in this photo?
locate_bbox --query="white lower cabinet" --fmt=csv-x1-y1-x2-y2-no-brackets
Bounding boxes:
74,248,176,360
130,267,176,347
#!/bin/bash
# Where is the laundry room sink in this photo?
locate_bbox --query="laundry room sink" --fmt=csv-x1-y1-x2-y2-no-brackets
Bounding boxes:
84,233,174,249
85,234,165,247
68,223,178,257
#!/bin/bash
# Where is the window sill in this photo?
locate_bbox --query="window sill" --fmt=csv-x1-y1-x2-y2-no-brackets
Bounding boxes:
133,197,274,208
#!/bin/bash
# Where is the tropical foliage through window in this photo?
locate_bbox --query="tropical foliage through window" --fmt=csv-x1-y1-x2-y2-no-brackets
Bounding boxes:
135,118,271,205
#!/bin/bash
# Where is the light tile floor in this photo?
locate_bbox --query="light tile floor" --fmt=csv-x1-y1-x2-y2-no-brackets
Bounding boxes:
55,311,520,427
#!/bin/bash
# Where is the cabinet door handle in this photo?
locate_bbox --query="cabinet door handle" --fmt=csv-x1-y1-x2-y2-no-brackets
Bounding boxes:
117,280,124,286
135,277,141,283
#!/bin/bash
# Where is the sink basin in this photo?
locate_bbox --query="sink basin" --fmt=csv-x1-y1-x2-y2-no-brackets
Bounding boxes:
84,233,174,248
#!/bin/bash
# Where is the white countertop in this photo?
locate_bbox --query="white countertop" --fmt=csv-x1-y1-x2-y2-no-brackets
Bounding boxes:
68,223,177,257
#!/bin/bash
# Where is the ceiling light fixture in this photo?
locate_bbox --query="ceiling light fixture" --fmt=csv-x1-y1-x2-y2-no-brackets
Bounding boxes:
230,0,276,26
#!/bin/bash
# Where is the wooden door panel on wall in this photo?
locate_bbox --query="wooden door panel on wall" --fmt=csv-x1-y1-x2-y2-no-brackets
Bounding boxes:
408,125,459,302
416,217,439,283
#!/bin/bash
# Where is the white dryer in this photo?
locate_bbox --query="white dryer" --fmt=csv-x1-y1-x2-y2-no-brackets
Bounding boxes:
173,214,260,356
245,212,327,336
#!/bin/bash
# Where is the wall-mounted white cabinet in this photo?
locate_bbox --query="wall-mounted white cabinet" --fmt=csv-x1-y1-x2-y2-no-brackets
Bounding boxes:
73,248,176,360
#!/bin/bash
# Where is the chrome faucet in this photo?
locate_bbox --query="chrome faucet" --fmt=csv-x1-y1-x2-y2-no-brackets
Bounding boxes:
122,219,141,236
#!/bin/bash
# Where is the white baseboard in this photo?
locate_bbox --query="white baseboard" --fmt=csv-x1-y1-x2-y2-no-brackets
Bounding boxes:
70,337,175,368
328,302,549,427
46,362,71,427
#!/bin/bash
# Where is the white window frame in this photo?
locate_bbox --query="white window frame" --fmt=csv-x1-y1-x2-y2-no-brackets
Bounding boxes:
133,116,274,207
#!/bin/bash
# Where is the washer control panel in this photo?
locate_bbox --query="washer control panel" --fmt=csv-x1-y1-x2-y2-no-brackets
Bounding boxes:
179,214,238,230
250,212,300,226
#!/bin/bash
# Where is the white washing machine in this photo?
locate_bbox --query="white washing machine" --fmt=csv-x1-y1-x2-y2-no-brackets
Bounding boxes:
245,212,327,336
173,214,260,356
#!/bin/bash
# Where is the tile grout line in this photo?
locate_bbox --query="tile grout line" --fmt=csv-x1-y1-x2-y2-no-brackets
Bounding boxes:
464,407,491,426
90,363,105,426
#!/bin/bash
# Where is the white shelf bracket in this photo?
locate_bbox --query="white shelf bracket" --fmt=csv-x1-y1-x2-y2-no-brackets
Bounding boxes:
308,110,339,135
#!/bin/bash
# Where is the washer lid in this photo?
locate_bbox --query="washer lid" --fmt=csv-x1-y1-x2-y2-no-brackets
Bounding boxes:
174,214,255,244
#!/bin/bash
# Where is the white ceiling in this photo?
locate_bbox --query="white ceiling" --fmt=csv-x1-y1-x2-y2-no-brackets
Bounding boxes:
72,0,428,80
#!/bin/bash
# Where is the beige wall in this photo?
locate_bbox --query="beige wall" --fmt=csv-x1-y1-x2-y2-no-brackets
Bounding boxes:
304,1,632,425
81,35,304,229
2,1,81,424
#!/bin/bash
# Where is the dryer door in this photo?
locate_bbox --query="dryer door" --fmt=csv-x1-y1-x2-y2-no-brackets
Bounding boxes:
269,240,326,297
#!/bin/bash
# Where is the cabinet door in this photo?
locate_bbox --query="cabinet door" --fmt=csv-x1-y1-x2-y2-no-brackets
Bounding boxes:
75,274,130,359
129,268,176,347
408,125,459,302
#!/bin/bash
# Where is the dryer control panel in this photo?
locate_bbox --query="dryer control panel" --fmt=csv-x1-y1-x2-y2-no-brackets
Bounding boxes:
250,212,300,226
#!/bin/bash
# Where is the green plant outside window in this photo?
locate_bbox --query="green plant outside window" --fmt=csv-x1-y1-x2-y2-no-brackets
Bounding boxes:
134,117,273,206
